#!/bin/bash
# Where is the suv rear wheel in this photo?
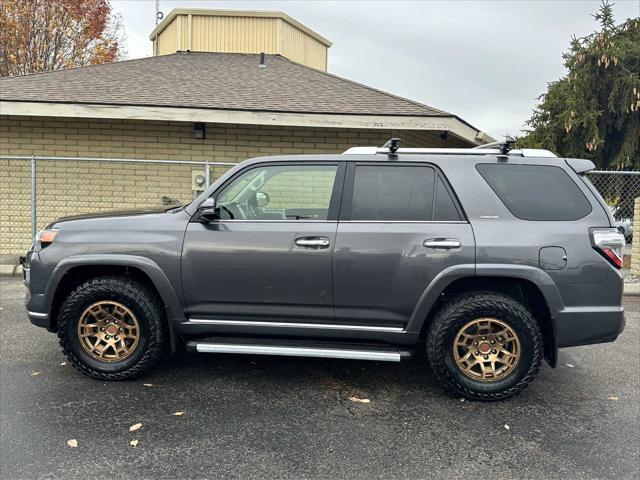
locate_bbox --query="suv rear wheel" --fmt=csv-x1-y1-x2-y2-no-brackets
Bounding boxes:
427,291,543,401
57,276,166,380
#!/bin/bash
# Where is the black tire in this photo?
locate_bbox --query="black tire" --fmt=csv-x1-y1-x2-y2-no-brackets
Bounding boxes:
57,276,166,380
426,291,543,401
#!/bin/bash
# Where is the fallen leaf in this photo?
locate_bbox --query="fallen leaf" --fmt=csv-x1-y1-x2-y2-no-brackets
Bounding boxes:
31,372,41,376
67,439,78,448
460,398,465,402
143,383,153,387
608,396,619,401
348,396,371,404
129,423,142,432
504,424,510,430
130,439,138,448
60,362,67,366
173,411,186,416
566,363,575,368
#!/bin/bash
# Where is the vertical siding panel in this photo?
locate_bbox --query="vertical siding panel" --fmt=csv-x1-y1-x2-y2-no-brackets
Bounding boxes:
153,12,328,69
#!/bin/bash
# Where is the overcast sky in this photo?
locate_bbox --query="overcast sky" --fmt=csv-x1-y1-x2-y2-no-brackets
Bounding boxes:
111,0,639,139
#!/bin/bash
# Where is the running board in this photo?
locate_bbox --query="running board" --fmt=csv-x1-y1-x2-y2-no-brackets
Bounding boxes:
185,338,412,362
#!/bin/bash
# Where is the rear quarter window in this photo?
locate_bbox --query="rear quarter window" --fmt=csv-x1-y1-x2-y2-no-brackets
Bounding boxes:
476,164,592,221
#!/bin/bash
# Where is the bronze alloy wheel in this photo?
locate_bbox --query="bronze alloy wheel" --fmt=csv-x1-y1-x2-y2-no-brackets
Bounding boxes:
453,318,521,382
77,301,141,362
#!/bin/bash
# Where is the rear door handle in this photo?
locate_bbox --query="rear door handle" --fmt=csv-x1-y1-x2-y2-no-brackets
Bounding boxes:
423,238,461,250
295,236,330,249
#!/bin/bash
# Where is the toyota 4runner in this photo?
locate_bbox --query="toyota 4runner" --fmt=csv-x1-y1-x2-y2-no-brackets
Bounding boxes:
22,141,626,400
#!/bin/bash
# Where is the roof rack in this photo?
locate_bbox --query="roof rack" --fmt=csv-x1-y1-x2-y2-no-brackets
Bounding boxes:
343,138,557,158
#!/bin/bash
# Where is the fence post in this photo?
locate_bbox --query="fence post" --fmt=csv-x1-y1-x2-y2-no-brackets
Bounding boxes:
632,198,640,275
205,159,210,187
31,155,37,239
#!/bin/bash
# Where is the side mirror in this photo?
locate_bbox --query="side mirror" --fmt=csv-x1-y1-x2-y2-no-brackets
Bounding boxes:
256,191,270,208
197,197,217,222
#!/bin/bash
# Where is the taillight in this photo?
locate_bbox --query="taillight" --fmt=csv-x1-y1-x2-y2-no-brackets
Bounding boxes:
592,229,625,269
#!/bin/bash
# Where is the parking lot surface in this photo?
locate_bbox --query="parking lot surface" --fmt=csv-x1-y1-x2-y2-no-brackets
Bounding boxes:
1,276,638,480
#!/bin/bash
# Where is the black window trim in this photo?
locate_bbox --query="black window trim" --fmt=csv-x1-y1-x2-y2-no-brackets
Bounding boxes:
339,161,468,223
195,160,347,223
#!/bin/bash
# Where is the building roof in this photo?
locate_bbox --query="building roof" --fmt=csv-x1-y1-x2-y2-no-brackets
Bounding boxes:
0,52,493,145
0,52,450,117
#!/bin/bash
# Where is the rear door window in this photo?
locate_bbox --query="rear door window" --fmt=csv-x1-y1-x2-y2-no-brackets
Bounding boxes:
476,164,592,221
347,164,462,221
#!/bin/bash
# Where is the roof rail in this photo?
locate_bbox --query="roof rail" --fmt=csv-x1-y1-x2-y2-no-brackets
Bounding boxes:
342,146,557,157
343,138,557,158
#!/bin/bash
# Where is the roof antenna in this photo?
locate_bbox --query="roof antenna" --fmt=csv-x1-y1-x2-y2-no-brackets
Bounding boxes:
383,138,401,154
259,52,266,68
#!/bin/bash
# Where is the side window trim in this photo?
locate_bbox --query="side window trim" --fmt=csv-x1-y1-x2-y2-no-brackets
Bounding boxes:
206,161,346,222
338,161,467,223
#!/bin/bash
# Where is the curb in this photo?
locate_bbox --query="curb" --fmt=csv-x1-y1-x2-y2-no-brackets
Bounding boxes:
624,282,640,296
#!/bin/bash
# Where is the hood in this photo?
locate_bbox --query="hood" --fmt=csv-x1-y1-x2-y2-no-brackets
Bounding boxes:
47,205,176,227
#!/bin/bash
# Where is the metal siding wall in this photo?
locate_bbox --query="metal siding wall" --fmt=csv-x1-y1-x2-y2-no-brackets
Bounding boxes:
157,18,177,55
189,16,278,54
279,20,327,71
154,14,327,70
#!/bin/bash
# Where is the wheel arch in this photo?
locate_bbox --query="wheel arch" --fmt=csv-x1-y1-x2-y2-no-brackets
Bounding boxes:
46,255,183,353
407,265,562,367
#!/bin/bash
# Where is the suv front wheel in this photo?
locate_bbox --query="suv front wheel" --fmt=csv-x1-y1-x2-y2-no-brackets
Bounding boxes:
427,291,543,401
57,276,166,380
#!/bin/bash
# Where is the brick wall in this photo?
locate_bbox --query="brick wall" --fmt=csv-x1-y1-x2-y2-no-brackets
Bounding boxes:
632,197,640,275
0,115,460,265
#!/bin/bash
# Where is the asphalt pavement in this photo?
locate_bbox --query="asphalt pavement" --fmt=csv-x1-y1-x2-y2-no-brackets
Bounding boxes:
1,276,638,480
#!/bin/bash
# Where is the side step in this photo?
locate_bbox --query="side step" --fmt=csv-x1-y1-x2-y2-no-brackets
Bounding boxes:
185,337,413,362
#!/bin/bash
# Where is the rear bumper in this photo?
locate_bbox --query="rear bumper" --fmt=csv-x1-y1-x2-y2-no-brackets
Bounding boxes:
555,306,625,348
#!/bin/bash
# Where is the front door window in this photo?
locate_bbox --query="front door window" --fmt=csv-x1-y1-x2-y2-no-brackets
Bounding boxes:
216,164,338,221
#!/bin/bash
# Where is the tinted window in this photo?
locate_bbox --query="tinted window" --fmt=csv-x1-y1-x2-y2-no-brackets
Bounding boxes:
434,176,462,221
476,164,592,221
350,166,435,221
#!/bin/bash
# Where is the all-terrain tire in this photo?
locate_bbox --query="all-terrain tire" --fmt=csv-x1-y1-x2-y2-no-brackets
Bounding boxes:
426,291,543,401
57,276,166,380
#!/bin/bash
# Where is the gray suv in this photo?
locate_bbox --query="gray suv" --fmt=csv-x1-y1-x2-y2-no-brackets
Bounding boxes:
22,142,626,400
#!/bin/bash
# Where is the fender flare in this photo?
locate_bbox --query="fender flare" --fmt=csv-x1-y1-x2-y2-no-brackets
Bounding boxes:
405,263,564,338
45,254,184,352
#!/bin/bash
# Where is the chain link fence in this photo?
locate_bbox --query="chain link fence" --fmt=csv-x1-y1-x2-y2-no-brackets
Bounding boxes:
588,170,640,243
1,156,639,269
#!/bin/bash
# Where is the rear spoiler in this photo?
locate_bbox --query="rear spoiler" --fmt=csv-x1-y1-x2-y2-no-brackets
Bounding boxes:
566,158,596,174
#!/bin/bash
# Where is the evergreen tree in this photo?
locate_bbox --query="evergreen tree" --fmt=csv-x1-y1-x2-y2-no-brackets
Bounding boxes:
519,1,639,170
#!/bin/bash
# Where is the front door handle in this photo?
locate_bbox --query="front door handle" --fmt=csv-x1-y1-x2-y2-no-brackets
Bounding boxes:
295,236,330,249
423,238,461,250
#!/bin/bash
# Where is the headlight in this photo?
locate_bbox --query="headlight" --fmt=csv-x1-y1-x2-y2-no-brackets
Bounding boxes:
35,229,59,247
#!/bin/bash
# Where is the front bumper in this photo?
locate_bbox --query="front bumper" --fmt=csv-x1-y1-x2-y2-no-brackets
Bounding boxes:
555,305,625,348
23,259,56,331
27,309,50,328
